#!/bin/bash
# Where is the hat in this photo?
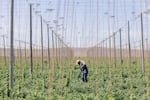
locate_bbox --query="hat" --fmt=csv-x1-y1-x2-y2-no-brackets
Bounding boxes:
76,60,80,65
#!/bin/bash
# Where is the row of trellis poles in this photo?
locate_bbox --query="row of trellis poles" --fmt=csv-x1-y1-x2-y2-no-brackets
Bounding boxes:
0,0,74,93
87,11,150,99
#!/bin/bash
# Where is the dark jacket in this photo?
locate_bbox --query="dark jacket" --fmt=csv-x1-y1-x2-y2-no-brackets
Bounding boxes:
79,61,88,74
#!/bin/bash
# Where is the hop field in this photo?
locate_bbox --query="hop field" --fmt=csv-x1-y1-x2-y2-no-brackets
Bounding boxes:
0,58,149,100
1,0,150,99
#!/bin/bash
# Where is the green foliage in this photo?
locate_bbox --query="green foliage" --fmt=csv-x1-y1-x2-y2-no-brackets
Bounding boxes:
0,62,49,99
0,58,148,99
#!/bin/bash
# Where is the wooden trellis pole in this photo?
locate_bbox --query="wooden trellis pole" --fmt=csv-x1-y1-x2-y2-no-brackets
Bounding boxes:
96,0,99,98
54,33,58,66
108,35,112,93
106,39,108,59
40,16,44,71
30,4,33,74
24,42,27,65
113,33,116,68
140,13,145,74
19,40,22,66
10,0,14,89
119,29,123,64
3,35,6,65
128,21,131,70
146,39,148,59
128,21,133,100
48,30,55,100
47,24,50,70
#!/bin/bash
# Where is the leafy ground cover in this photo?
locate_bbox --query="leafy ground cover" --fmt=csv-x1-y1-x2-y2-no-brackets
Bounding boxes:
0,58,149,100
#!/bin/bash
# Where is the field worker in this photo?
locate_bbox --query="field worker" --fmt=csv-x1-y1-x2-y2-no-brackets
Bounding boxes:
76,60,88,82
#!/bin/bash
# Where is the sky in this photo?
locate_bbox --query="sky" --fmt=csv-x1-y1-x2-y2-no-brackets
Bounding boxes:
0,0,150,48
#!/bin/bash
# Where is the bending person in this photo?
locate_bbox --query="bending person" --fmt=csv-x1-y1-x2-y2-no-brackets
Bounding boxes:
76,60,88,82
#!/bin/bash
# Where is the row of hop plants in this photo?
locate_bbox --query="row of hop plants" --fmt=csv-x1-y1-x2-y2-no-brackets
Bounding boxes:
0,62,49,100
0,58,149,99
51,58,147,100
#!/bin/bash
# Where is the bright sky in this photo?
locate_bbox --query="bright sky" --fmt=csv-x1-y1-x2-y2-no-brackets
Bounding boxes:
0,0,150,48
